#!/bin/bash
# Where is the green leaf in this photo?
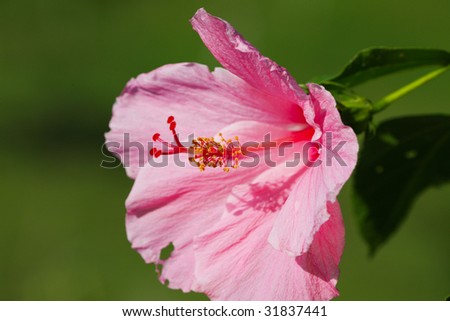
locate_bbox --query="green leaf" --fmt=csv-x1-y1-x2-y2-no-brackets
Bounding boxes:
354,115,450,254
329,48,450,87
322,82,373,134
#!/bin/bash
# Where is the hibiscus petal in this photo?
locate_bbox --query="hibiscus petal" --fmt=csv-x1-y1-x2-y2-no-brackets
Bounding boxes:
125,161,247,291
191,8,307,104
105,63,300,178
308,84,359,204
193,164,344,300
268,84,358,256
268,167,331,256
125,120,290,291
297,202,345,292
159,243,196,292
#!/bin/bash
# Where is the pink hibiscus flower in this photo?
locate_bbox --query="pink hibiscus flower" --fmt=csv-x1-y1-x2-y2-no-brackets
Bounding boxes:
105,8,358,300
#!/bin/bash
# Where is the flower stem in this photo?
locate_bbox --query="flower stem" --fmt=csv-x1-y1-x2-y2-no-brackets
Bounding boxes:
373,65,450,113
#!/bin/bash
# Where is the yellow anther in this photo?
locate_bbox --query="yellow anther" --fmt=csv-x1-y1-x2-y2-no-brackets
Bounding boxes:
190,133,242,172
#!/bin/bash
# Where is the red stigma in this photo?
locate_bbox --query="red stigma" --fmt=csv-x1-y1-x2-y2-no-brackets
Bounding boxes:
149,116,186,159
169,121,177,131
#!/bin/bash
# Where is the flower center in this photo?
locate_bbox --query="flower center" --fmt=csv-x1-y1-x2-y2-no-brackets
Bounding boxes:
150,116,241,172
150,116,316,171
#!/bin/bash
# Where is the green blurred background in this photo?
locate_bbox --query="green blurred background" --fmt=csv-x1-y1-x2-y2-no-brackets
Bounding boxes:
1,0,449,300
